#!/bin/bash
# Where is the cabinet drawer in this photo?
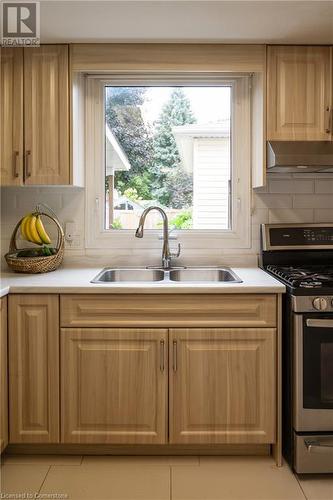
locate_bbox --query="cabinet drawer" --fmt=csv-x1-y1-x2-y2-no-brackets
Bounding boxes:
60,294,277,328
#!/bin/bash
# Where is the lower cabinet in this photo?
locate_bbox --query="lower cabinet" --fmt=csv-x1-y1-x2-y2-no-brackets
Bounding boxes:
0,297,8,452
61,328,168,444
169,328,276,444
9,295,60,443
7,294,277,448
61,326,276,445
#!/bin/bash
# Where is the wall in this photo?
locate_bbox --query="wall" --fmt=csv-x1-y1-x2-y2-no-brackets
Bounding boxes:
1,174,333,269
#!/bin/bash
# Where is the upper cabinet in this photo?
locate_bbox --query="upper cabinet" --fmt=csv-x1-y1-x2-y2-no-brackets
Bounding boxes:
0,45,70,186
0,48,23,185
267,46,332,141
24,46,70,184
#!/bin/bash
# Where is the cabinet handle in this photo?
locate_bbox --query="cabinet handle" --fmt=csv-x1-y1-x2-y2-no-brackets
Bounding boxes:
13,151,20,178
25,150,31,178
173,340,177,372
306,319,333,328
160,340,165,372
325,106,331,134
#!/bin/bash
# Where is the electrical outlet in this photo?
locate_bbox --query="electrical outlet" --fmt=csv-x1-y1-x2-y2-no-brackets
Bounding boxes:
64,235,81,249
65,221,77,241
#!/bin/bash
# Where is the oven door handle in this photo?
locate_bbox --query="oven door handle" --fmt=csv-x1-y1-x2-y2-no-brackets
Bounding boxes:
306,319,333,328
305,439,333,454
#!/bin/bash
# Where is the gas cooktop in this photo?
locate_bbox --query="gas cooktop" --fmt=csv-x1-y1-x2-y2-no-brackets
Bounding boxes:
266,265,333,290
260,224,333,297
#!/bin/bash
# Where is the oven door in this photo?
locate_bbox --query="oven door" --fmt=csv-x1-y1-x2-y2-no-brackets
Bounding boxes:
294,314,333,432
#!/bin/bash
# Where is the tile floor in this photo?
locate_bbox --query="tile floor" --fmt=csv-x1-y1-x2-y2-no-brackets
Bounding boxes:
0,454,332,500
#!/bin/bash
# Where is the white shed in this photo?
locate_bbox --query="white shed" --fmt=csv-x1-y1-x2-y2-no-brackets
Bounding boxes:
172,122,231,229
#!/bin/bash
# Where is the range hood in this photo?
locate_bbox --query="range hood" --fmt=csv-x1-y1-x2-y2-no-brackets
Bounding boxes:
267,141,333,173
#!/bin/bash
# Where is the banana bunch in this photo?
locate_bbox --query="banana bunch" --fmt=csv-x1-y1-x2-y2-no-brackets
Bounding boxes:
20,213,52,246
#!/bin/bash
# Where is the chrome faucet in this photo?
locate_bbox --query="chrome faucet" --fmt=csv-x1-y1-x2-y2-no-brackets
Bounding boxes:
135,206,181,269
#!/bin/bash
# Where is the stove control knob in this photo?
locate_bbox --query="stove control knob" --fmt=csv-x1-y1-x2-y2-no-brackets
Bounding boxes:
312,297,328,311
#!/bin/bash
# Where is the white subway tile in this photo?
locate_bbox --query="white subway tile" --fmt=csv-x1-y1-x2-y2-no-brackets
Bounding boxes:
1,188,18,211
293,194,333,209
269,179,314,194
251,224,261,241
255,194,293,209
251,208,269,224
314,209,333,223
315,179,333,194
253,185,269,194
269,209,314,223
267,173,293,180
292,173,333,179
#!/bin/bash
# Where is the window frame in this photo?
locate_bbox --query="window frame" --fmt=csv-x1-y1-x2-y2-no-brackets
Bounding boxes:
85,73,252,250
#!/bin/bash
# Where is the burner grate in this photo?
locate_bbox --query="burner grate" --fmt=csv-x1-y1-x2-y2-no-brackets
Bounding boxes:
266,265,333,289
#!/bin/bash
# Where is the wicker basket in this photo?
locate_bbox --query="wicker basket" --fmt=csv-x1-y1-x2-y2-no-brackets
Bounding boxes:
5,212,64,274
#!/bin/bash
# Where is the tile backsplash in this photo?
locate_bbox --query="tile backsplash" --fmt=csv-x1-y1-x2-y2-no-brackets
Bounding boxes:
1,174,332,269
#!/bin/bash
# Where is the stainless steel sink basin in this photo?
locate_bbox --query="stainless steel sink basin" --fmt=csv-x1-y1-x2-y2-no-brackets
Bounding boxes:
169,268,242,283
91,267,242,284
91,268,165,283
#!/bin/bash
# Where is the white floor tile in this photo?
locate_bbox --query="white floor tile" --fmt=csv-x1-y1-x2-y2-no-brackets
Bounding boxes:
297,474,333,500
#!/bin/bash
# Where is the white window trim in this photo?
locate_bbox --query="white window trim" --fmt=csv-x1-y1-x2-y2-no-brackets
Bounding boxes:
85,74,251,250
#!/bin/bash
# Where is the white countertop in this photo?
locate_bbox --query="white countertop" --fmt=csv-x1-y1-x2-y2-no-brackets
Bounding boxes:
0,266,285,297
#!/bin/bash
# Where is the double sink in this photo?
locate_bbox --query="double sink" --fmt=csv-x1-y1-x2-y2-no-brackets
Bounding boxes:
91,267,242,283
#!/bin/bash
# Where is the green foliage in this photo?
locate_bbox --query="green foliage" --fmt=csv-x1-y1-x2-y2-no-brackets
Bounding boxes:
152,89,196,208
169,210,192,229
123,187,141,202
105,87,155,199
154,88,196,170
118,173,152,201
110,218,122,230
106,87,196,211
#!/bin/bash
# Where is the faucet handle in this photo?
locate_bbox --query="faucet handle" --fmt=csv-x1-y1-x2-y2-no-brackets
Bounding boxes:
171,243,181,258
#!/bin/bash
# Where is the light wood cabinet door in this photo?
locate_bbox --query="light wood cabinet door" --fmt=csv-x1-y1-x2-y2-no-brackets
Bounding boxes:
0,48,23,185
9,295,60,443
267,46,332,140
24,45,69,184
0,297,8,452
61,328,168,444
169,328,276,445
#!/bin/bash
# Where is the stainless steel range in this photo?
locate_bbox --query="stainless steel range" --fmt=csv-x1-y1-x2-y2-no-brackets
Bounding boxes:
260,223,333,474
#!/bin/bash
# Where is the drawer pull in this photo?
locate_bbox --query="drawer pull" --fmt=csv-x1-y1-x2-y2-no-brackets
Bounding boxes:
305,438,333,454
306,319,333,328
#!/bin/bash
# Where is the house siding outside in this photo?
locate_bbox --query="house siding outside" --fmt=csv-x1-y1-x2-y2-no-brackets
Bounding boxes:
193,138,230,229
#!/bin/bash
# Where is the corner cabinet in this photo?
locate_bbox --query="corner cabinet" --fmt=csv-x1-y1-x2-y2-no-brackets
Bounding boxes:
61,328,168,444
0,45,70,186
8,295,60,443
169,328,275,444
0,297,8,452
267,46,332,140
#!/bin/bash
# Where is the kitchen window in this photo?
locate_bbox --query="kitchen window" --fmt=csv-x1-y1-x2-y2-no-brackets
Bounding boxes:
85,75,251,249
